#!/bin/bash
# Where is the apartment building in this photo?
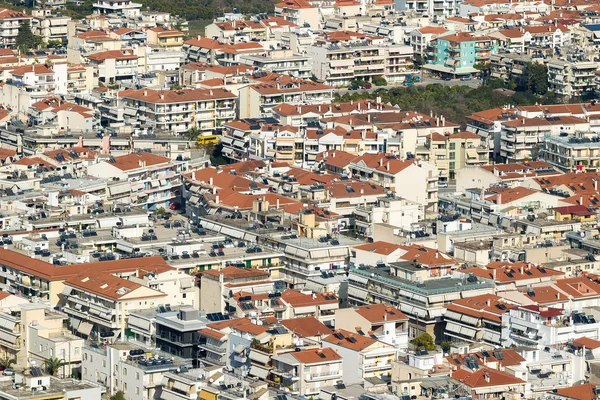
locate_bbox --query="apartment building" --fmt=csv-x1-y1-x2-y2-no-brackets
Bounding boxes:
347,265,495,340
85,49,139,84
86,152,183,210
547,59,599,99
335,304,409,350
82,343,189,400
502,304,600,347
352,194,424,239
238,49,312,79
319,152,439,214
274,0,320,29
200,267,272,314
271,348,343,396
322,329,398,383
92,0,142,17
155,307,205,366
404,0,459,16
426,32,498,77
197,326,228,366
238,73,334,118
539,133,600,172
489,53,533,89
444,294,517,347
499,116,590,162
0,301,83,377
62,270,166,341
416,131,488,181
117,87,237,137
31,12,70,44
308,31,413,87
279,289,339,325
146,27,184,49
0,8,33,47
410,26,449,57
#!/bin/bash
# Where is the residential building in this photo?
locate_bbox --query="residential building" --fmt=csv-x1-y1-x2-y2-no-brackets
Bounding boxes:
274,0,320,29
334,304,409,350
270,348,343,395
238,49,312,79
452,367,527,399
539,133,600,172
415,131,488,181
155,307,205,366
502,304,600,347
410,26,449,57
0,9,33,48
86,152,183,210
0,375,101,400
322,329,398,383
200,267,272,314
84,49,139,84
92,0,142,17
308,31,413,87
62,270,166,341
118,88,237,137
352,194,424,239
455,161,560,192
81,342,190,400
425,32,498,77
31,12,70,44
443,294,518,346
146,27,184,49
548,59,599,99
238,73,334,118
279,289,339,326
465,106,519,160
347,265,495,340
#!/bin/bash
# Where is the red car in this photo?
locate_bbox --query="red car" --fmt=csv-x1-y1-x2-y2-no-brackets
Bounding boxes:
169,202,181,210
362,84,372,89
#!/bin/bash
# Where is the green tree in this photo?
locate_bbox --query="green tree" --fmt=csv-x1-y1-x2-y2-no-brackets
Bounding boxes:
412,333,437,351
522,62,548,95
16,20,36,53
440,340,453,353
183,127,202,142
372,76,388,87
155,207,166,216
413,54,425,69
0,356,15,369
473,62,491,84
110,391,127,400
43,357,66,376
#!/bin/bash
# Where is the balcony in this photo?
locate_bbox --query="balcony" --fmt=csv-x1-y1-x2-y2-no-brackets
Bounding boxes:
307,370,341,381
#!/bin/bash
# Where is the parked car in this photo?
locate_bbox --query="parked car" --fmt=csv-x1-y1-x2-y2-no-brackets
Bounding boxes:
438,181,449,188
349,85,360,90
403,81,414,87
442,76,452,81
362,84,372,89
169,202,181,210
461,75,472,81
3,369,14,376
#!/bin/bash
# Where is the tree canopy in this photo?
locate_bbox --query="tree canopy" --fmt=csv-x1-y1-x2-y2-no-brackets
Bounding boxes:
110,391,127,400
16,20,37,53
43,357,66,376
335,81,559,127
521,62,549,96
412,333,437,351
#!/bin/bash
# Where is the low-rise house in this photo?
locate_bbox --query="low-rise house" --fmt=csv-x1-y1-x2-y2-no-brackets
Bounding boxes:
322,328,398,383
84,49,139,84
334,304,409,350
452,367,527,399
271,348,343,396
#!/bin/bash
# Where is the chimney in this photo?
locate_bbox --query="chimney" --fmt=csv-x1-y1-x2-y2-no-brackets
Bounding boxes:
595,179,598,191
557,292,560,299
436,116,440,126
209,177,213,186
360,187,364,194
159,92,164,100
580,196,583,205
143,89,148,96
332,151,336,158
435,251,439,258
484,372,490,383
497,193,502,204
357,102,361,111
386,161,390,171
480,187,485,200
379,158,383,167
520,265,524,275
486,298,491,307
276,198,280,209
367,102,371,110
215,193,220,204
367,114,371,123
492,268,497,280
383,313,387,321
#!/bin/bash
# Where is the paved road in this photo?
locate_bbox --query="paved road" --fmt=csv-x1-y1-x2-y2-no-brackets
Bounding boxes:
335,76,482,95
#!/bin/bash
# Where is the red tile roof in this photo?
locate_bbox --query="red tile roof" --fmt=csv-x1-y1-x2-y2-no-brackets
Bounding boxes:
453,367,525,388
291,348,342,364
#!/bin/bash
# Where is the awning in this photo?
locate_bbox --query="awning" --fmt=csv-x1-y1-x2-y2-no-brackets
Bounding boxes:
222,148,234,156
78,322,93,336
249,365,269,379
234,344,246,354
0,330,17,345
466,149,478,159
221,136,234,145
200,389,218,400
189,195,200,205
181,278,194,289
173,381,190,393
70,318,81,330
124,107,138,116
348,286,367,300
109,183,130,196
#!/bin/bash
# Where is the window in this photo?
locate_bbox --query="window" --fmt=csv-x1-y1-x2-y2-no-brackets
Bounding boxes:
449,142,456,150
449,162,455,170
39,344,43,352
50,349,53,357
449,152,455,160
136,388,140,395
136,372,140,380
124,383,127,391
75,347,80,356
84,353,88,361
183,293,187,298
123,368,127,376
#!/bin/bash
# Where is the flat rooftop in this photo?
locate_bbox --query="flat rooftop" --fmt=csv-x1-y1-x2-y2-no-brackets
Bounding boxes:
351,267,494,295
0,377,99,399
